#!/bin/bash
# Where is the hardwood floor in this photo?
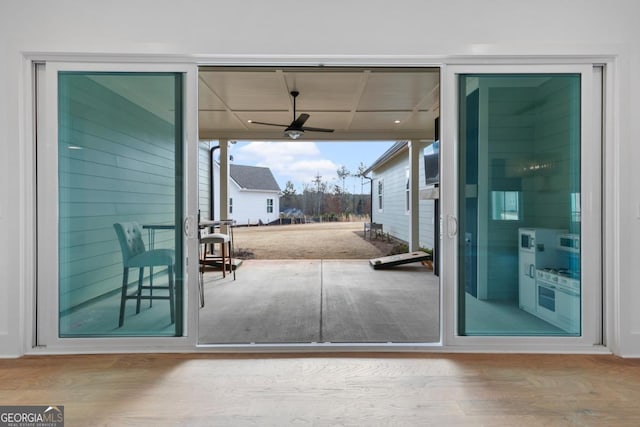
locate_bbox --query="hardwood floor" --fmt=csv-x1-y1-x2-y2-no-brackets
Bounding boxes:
1,353,640,426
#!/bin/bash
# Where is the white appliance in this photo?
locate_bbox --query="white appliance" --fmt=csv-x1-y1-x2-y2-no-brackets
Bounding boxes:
558,233,580,253
535,268,580,333
518,228,566,315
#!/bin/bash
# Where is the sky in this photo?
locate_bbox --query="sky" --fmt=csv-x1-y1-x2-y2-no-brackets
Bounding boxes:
223,140,396,194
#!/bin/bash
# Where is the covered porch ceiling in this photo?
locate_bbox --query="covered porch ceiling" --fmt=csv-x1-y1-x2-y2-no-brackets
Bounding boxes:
199,66,440,141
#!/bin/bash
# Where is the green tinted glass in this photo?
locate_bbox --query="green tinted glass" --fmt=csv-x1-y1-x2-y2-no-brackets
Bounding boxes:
458,74,581,336
58,72,183,337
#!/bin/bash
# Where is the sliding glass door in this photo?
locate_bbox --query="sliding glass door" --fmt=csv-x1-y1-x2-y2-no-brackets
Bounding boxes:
442,65,602,347
37,63,199,345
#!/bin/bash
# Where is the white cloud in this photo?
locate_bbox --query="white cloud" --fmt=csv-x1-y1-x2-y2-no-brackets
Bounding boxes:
236,141,319,163
288,159,339,188
232,141,339,190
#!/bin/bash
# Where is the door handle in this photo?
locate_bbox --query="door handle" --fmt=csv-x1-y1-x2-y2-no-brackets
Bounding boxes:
183,215,196,239
529,264,535,278
447,215,458,238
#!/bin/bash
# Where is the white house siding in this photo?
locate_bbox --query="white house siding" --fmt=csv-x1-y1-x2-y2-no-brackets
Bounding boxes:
198,142,211,220
530,78,577,228
229,187,280,226
371,150,435,250
419,197,435,250
57,74,178,312
211,162,280,225
475,78,579,302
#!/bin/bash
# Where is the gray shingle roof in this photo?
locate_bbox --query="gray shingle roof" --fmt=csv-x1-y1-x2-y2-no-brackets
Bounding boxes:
230,164,281,192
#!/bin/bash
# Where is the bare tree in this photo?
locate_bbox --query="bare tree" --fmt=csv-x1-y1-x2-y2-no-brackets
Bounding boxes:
337,165,350,192
280,180,297,211
356,162,368,194
311,173,323,217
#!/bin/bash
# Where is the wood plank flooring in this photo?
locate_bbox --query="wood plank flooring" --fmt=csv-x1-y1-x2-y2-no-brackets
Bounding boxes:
1,353,640,426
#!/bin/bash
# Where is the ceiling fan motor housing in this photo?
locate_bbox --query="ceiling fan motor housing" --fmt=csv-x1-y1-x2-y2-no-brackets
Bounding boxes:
248,89,334,138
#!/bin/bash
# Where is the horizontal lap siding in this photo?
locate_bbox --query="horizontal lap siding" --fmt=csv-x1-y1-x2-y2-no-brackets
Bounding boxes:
58,74,178,312
485,87,536,300
483,79,576,301
373,156,407,241
198,142,210,220
532,77,577,230
371,152,435,249
229,186,280,226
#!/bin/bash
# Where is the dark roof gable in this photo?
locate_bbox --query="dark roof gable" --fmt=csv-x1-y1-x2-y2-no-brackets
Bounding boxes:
363,141,408,175
230,164,281,192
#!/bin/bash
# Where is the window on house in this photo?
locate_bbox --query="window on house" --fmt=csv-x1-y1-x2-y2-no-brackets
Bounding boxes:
491,191,521,220
229,197,233,214
377,180,383,211
405,169,410,213
267,198,274,213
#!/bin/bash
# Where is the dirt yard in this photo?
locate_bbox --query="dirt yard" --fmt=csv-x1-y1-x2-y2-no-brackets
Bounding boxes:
231,221,401,259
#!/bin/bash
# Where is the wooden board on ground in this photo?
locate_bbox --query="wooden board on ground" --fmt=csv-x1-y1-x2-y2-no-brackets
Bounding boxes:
369,251,431,269
202,259,243,271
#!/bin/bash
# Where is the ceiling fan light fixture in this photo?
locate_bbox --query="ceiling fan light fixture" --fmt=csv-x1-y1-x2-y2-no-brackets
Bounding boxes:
284,129,304,140
248,90,334,138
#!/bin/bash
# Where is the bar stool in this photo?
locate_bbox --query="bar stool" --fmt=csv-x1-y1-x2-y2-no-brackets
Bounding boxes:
113,222,175,327
199,229,234,307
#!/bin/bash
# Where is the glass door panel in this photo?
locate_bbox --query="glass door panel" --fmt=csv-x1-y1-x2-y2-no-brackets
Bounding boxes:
55,71,184,337
457,74,583,336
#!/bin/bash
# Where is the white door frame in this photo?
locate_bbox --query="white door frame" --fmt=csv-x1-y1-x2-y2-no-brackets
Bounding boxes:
440,63,607,352
32,61,200,352
21,53,616,354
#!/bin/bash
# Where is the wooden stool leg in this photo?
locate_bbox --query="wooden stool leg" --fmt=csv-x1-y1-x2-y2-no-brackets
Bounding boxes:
199,242,205,307
228,240,234,279
221,241,226,278
119,267,129,327
168,264,175,324
136,267,144,314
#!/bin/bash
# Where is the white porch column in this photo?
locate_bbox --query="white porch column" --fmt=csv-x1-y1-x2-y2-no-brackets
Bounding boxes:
219,139,229,233
409,140,420,251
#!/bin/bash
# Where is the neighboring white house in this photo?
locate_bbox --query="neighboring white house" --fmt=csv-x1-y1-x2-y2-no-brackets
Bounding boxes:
199,142,281,225
208,162,281,226
227,163,281,225
365,141,437,250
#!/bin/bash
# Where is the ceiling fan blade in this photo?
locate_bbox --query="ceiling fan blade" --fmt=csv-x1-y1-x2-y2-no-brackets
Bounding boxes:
248,120,288,128
290,113,310,129
301,126,335,133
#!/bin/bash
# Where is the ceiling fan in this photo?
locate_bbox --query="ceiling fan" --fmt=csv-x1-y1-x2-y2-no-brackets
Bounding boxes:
248,90,334,139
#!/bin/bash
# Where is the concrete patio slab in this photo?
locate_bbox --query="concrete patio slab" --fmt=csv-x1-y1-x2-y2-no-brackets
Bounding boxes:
198,259,439,344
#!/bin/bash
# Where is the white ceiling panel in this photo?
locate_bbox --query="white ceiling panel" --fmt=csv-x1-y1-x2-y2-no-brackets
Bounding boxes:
198,78,227,110
349,112,421,131
199,71,289,110
198,67,439,141
199,110,246,131
400,111,438,130
283,72,364,110
357,71,440,111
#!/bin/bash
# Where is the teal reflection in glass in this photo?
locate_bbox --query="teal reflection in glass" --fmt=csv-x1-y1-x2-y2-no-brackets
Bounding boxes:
458,74,581,336
58,72,183,337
